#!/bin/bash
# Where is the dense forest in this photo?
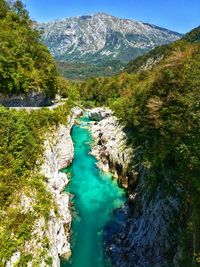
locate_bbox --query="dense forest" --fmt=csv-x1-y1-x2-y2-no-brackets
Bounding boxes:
0,0,65,99
56,60,125,81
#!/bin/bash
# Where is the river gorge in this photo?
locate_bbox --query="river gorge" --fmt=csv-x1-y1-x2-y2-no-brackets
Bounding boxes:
3,107,185,267
59,108,182,267
61,114,126,267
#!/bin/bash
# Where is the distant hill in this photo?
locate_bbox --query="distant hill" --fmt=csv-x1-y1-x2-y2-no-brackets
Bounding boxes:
183,25,200,42
38,13,182,79
124,26,200,74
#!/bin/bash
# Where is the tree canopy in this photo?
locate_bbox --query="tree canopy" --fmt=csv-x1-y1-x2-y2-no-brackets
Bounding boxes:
0,0,59,98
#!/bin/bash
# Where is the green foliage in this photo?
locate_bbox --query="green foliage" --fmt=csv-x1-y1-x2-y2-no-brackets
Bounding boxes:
0,0,9,19
0,0,60,98
56,60,126,80
0,103,71,263
184,25,200,43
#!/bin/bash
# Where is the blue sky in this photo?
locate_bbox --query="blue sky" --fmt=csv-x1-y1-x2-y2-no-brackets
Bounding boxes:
22,0,200,33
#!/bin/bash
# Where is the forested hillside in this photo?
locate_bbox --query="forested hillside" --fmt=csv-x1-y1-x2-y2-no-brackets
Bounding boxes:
56,60,125,80
0,1,73,265
0,0,62,101
78,27,200,265
124,25,200,74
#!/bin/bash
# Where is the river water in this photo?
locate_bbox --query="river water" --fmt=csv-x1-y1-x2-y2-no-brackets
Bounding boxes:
61,117,125,267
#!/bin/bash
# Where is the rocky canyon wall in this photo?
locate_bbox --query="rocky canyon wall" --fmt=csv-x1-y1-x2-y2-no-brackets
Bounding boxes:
89,107,183,267
6,111,78,267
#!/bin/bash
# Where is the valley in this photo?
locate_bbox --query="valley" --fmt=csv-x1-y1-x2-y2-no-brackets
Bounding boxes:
0,1,200,266
61,114,125,267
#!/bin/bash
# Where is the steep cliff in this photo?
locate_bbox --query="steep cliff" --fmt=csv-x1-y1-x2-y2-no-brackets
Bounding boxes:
89,108,184,267
0,92,50,107
6,119,74,267
90,108,134,189
40,122,74,266
105,169,184,267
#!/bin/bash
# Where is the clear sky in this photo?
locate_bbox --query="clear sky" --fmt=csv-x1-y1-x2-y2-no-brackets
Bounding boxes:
22,0,200,34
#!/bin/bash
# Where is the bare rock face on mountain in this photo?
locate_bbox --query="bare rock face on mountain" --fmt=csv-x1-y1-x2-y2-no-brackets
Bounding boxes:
38,13,182,64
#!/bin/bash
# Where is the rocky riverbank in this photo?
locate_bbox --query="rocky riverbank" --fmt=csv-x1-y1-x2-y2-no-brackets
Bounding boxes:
89,108,135,190
6,123,74,267
37,108,83,266
89,107,183,267
41,122,74,266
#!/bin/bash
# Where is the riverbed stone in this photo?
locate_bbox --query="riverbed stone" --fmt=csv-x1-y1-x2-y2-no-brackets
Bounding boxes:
71,106,83,117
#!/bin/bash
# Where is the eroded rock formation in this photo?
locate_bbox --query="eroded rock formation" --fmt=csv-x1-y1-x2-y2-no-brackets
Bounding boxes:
89,107,183,267
90,108,134,190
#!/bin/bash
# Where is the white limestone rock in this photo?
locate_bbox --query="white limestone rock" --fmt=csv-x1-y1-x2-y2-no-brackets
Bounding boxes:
107,181,183,267
6,252,21,267
40,123,74,265
71,106,83,117
7,120,74,267
90,108,133,188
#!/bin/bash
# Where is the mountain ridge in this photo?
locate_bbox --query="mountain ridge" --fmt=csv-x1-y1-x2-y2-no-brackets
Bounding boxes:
38,12,182,65
40,12,182,35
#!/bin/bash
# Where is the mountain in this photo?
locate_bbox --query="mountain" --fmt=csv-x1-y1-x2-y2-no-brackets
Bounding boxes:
38,13,182,79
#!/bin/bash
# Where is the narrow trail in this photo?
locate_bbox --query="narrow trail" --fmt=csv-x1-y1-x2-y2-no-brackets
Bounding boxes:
8,100,67,111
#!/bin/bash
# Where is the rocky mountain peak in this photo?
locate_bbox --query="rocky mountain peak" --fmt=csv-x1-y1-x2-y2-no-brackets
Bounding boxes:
38,13,182,65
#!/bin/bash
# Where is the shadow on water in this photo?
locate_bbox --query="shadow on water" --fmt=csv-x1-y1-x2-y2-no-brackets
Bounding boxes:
61,116,126,267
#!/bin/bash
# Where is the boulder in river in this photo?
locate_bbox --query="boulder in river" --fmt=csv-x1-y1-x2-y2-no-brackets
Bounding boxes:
71,106,83,117
88,107,112,121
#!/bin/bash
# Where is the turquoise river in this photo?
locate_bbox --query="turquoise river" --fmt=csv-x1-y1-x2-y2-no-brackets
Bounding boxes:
61,117,126,267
